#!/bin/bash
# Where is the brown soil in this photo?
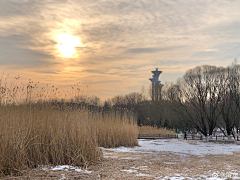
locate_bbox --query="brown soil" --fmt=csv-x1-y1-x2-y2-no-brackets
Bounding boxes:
2,148,240,179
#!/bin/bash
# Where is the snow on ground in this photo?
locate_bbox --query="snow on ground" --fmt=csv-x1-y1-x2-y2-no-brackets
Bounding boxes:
42,165,92,173
102,139,240,156
38,139,240,180
158,177,226,180
101,139,240,180
118,166,239,180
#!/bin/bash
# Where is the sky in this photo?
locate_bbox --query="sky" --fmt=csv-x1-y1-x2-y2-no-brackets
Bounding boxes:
1,0,240,100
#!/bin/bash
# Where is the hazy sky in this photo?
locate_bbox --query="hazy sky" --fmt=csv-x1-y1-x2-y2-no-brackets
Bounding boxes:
1,0,240,100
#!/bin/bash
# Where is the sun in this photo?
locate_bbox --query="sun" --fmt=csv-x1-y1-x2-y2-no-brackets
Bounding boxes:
56,33,82,58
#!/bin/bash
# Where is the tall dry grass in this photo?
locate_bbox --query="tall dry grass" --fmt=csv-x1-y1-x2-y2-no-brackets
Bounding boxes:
97,113,138,148
138,126,176,135
0,103,138,177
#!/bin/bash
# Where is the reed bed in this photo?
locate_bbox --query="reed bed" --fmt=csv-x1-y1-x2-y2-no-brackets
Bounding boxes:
97,113,138,148
0,103,138,177
138,126,176,135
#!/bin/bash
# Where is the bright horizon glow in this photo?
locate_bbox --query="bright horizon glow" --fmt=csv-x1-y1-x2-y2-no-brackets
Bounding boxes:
56,33,82,58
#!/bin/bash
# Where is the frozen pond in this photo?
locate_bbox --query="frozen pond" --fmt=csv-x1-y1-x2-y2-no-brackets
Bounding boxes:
102,139,240,156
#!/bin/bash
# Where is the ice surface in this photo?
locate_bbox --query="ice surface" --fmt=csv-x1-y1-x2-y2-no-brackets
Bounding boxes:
102,139,240,156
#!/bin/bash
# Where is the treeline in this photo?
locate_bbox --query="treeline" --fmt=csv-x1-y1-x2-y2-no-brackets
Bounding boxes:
167,62,240,138
12,61,240,139
73,61,240,139
63,89,173,129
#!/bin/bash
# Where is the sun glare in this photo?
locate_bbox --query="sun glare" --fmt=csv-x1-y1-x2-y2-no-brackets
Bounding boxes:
56,33,82,58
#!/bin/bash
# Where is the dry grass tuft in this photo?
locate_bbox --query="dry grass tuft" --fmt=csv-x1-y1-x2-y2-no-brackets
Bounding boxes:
138,126,176,135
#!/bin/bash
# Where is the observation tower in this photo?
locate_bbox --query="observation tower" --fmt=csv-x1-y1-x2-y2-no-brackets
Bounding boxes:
149,68,163,101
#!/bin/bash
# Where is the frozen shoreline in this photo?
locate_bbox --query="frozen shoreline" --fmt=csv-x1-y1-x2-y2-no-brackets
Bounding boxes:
101,139,240,156
41,139,240,180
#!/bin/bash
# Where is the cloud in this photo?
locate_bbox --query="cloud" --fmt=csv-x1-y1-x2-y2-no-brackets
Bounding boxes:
37,71,59,74
1,0,240,99
127,47,182,53
0,35,55,68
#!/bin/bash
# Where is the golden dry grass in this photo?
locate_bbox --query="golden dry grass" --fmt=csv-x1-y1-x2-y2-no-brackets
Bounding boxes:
138,126,176,135
0,103,138,177
97,115,138,148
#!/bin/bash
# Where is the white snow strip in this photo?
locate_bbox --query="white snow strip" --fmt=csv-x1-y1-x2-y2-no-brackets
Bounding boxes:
168,177,191,180
104,155,118,158
138,166,148,170
136,173,152,177
120,157,139,160
80,169,92,173
156,176,193,180
130,166,149,170
164,162,177,164
120,169,137,173
45,165,92,173
156,176,224,180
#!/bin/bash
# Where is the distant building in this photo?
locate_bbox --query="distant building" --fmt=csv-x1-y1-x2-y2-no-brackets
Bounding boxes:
149,68,164,101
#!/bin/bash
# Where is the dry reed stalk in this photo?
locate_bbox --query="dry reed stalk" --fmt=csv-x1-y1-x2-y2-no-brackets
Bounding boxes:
96,115,138,148
138,126,176,135
0,103,138,177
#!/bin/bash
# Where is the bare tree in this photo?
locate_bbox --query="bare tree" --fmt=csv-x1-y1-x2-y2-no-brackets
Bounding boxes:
225,61,240,136
217,66,240,138
167,65,224,139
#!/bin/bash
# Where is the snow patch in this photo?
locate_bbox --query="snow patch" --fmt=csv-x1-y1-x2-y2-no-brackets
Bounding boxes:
157,176,194,180
59,174,66,180
43,165,92,173
164,162,177,164
120,157,139,160
120,169,137,173
104,155,118,158
136,173,152,177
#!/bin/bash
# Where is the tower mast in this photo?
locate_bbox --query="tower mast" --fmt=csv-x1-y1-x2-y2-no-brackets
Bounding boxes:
149,68,163,101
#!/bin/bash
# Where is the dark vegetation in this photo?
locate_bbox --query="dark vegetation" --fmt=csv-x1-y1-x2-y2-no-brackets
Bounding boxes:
96,61,240,138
